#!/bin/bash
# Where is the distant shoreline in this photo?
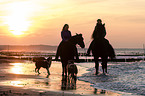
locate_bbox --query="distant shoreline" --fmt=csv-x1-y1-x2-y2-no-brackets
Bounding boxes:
0,45,144,62
0,55,144,62
0,44,144,50
0,45,57,51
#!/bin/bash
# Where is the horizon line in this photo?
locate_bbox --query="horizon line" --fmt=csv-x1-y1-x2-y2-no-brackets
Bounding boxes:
0,44,144,49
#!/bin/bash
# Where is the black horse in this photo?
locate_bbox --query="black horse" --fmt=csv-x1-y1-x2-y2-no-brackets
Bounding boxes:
90,38,115,75
56,34,85,76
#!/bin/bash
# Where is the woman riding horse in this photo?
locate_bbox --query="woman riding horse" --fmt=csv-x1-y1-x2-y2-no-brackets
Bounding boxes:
56,34,85,76
55,24,85,76
87,19,115,75
55,24,72,61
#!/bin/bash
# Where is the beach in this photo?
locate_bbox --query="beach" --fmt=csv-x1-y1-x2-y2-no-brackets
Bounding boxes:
0,0,145,95
0,59,121,96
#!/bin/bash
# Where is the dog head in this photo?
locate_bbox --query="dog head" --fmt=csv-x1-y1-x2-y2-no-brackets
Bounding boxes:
68,60,74,65
46,56,52,67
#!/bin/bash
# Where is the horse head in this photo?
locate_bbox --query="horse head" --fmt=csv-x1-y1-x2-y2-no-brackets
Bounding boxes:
75,33,85,48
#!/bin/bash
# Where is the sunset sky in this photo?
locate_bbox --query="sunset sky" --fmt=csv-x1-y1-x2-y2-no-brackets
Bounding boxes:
0,0,145,48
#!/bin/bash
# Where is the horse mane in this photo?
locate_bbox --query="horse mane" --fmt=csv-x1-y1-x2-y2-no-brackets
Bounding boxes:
72,34,82,38
68,34,82,45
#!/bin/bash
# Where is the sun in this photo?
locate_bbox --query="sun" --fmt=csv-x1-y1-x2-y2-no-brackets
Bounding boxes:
5,2,32,36
6,16,30,36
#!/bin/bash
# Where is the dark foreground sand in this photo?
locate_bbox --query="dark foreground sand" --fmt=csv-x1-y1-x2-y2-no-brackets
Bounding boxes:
0,59,121,96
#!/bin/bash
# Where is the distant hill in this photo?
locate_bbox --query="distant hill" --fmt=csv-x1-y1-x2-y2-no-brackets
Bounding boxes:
0,45,57,51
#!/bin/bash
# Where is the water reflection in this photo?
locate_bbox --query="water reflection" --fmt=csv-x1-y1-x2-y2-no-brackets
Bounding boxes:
10,81,23,87
34,79,50,88
10,62,34,75
94,88,106,95
61,75,77,90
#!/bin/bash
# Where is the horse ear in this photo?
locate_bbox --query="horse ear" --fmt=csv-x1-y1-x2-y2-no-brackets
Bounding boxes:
76,33,78,35
78,34,82,37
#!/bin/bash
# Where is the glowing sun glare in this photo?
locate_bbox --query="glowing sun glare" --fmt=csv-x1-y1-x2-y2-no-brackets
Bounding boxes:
5,2,31,36
11,63,23,74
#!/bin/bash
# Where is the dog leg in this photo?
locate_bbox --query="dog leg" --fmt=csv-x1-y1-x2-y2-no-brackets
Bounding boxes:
74,75,77,83
37,68,40,74
35,68,37,73
47,68,50,75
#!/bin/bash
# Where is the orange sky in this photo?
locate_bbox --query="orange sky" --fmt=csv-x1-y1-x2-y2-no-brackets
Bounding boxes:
0,0,145,48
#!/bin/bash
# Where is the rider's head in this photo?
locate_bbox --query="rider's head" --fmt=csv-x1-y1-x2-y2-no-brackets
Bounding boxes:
62,24,69,31
97,19,102,24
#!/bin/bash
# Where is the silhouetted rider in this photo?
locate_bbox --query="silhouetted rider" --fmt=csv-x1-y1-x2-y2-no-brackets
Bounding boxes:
87,19,106,55
55,24,72,60
87,19,115,59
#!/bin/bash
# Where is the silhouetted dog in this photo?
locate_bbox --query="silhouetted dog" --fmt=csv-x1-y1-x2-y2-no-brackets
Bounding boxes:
67,60,78,81
35,57,52,75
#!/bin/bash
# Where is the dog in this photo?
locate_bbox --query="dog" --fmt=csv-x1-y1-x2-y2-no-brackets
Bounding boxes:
67,60,78,82
35,57,52,75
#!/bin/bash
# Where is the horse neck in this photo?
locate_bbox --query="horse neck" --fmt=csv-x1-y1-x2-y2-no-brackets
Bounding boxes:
69,37,77,45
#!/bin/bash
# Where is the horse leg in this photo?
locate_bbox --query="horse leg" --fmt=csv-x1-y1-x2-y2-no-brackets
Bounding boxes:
102,57,108,74
101,62,105,74
94,56,99,75
62,61,68,76
62,62,65,76
105,65,107,73
104,59,108,73
64,64,67,76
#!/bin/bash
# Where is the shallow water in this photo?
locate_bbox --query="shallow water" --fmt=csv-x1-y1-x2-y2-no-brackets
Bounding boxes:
77,61,145,96
0,60,120,96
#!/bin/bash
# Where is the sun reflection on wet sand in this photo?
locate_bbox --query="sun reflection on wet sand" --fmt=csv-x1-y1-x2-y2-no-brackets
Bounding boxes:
9,81,23,87
9,62,35,75
10,63,24,74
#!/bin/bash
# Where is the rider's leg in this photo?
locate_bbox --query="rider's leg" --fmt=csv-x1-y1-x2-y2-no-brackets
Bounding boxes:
55,41,63,60
87,40,94,55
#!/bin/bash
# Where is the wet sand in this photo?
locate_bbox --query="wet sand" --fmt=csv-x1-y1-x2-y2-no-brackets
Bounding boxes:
0,59,121,96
